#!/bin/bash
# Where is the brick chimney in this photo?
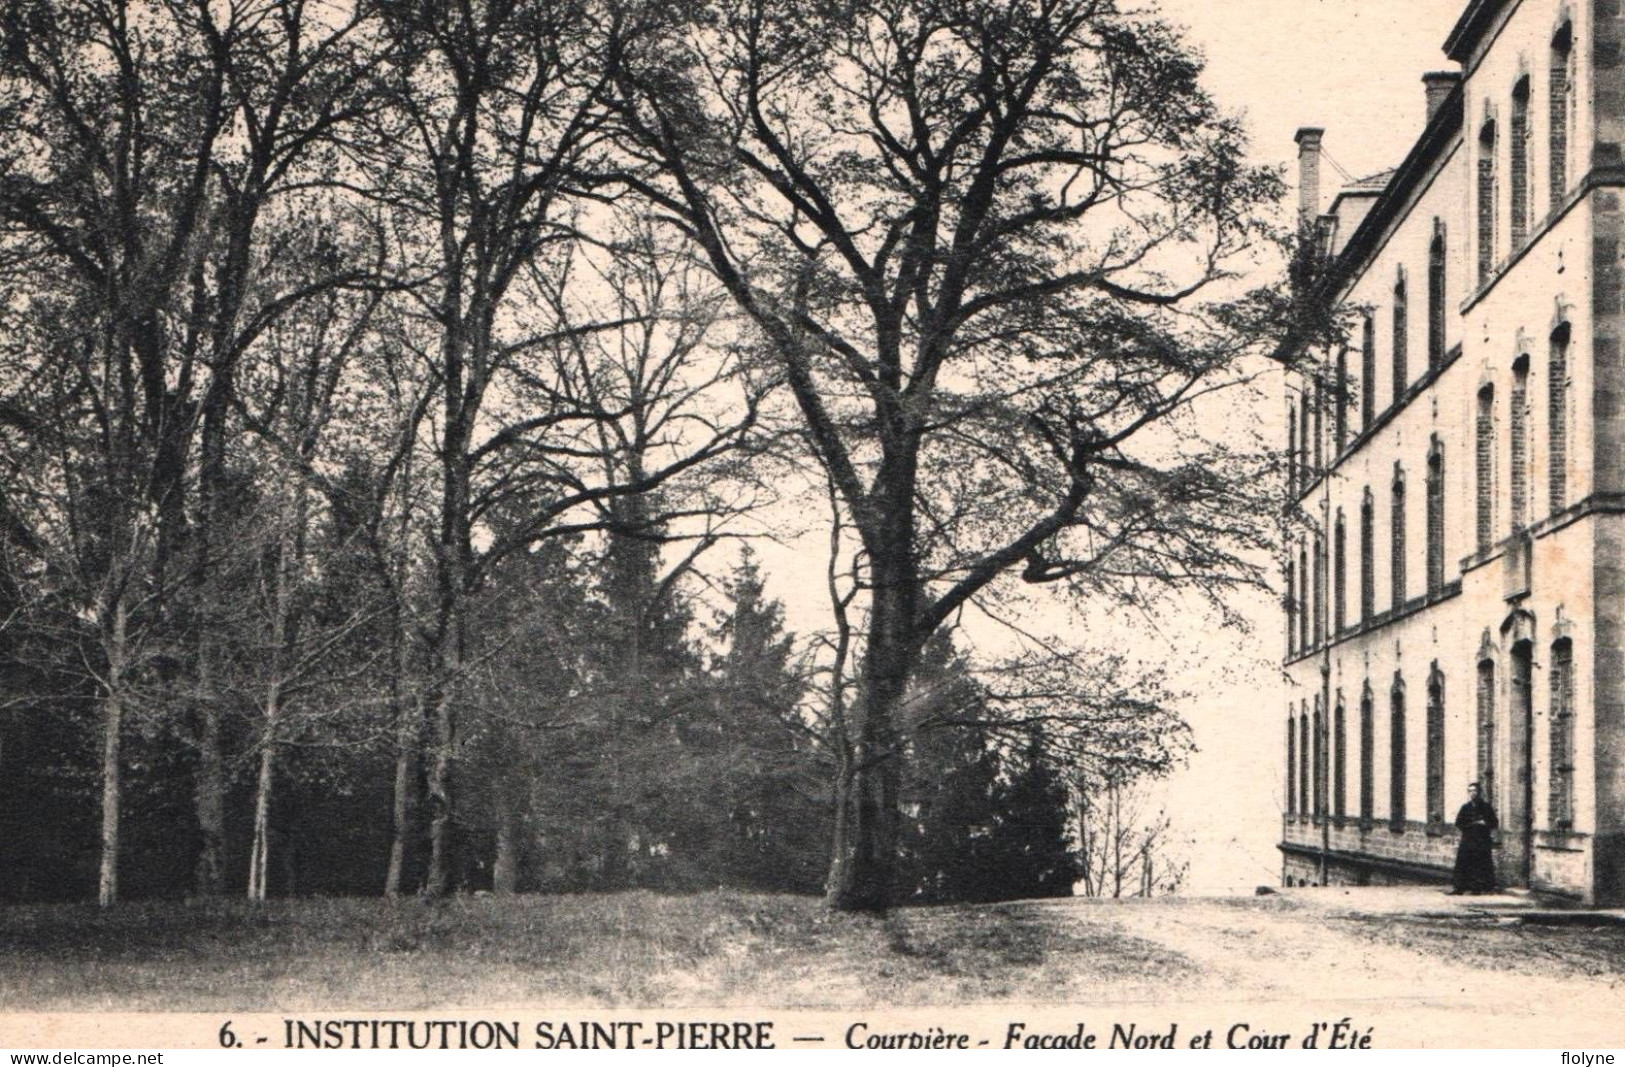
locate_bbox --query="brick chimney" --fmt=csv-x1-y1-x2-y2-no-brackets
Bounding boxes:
1295,127,1325,228
1422,71,1461,121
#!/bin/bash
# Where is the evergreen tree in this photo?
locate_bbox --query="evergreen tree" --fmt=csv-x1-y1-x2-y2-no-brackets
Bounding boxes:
899,635,1004,904
707,548,824,892
986,730,1079,901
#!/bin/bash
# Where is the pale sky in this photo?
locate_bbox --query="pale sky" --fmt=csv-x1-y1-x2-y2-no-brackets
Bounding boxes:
742,0,1475,894
1153,0,1468,892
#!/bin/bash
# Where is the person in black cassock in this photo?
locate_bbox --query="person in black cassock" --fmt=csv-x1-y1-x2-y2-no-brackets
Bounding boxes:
1450,782,1499,894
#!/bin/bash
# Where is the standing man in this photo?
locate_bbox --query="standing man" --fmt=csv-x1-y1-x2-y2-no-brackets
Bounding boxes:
1450,782,1499,895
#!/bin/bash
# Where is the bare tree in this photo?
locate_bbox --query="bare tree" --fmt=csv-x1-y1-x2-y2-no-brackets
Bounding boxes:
1074,770,1188,898
610,0,1295,908
0,0,234,904
360,0,766,892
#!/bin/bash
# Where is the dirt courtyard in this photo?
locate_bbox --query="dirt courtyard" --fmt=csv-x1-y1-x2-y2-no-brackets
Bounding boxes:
1,887,1620,1048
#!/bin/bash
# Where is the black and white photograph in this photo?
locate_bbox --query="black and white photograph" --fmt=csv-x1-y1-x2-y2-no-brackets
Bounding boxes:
0,0,1621,1051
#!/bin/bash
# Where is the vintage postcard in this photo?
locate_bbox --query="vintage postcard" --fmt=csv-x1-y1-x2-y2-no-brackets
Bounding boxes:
0,0,1621,1052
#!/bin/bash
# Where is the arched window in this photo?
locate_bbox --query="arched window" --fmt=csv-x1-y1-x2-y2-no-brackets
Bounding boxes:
1334,694,1347,821
1312,534,1325,647
1391,464,1407,610
1550,323,1570,512
1550,638,1575,828
1362,314,1377,428
1510,77,1533,247
1360,488,1376,622
1335,346,1349,450
1286,560,1297,657
1551,23,1574,208
1299,385,1311,484
1360,682,1375,823
1477,657,1497,806
1511,354,1530,530
1298,543,1310,652
1313,695,1324,819
1478,119,1498,283
1300,701,1311,817
1477,385,1496,551
1313,380,1324,476
1426,664,1446,825
1333,509,1347,633
1390,676,1408,830
1428,222,1447,369
1288,402,1298,498
1287,708,1297,816
1426,437,1445,594
1392,271,1408,404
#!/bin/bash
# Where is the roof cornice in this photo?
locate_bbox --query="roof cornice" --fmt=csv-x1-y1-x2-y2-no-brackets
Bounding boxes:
1443,0,1505,63
1322,82,1463,296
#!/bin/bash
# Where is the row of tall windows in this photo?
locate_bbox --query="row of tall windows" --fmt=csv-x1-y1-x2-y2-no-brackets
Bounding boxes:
1285,663,1447,829
1472,325,1572,554
1288,225,1449,503
1291,645,1580,834
1287,439,1446,655
1477,24,1575,286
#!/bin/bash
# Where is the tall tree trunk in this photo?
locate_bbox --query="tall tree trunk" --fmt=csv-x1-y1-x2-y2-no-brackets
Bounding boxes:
384,452,418,898
247,741,275,902
192,375,232,897
493,786,519,895
827,568,913,911
98,598,128,907
193,662,227,896
423,309,471,899
385,695,419,897
824,753,853,903
424,674,459,896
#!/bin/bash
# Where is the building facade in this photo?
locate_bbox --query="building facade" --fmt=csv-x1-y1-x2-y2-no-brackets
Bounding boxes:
1281,0,1625,904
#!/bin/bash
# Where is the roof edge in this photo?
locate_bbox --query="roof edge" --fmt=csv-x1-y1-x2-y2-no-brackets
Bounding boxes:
1323,81,1464,295
1443,0,1502,63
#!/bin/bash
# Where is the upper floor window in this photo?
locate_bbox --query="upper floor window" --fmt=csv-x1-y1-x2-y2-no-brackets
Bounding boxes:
1360,487,1376,622
1316,533,1329,646
1392,271,1408,404
1511,354,1531,530
1426,436,1445,594
1478,119,1498,283
1551,23,1575,209
1299,385,1311,486
1477,384,1496,550
1286,558,1297,657
1333,508,1347,633
1362,314,1377,429
1299,543,1310,652
1313,380,1324,476
1428,222,1447,369
1391,464,1407,610
1510,77,1533,247
1288,402,1298,498
1550,323,1571,512
1335,347,1349,451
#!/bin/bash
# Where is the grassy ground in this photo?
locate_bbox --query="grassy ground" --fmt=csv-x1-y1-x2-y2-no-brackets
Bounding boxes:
0,891,1192,1011
1,889,1622,1013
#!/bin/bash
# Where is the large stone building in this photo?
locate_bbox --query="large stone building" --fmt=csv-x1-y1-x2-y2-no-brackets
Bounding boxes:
1281,0,1625,904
